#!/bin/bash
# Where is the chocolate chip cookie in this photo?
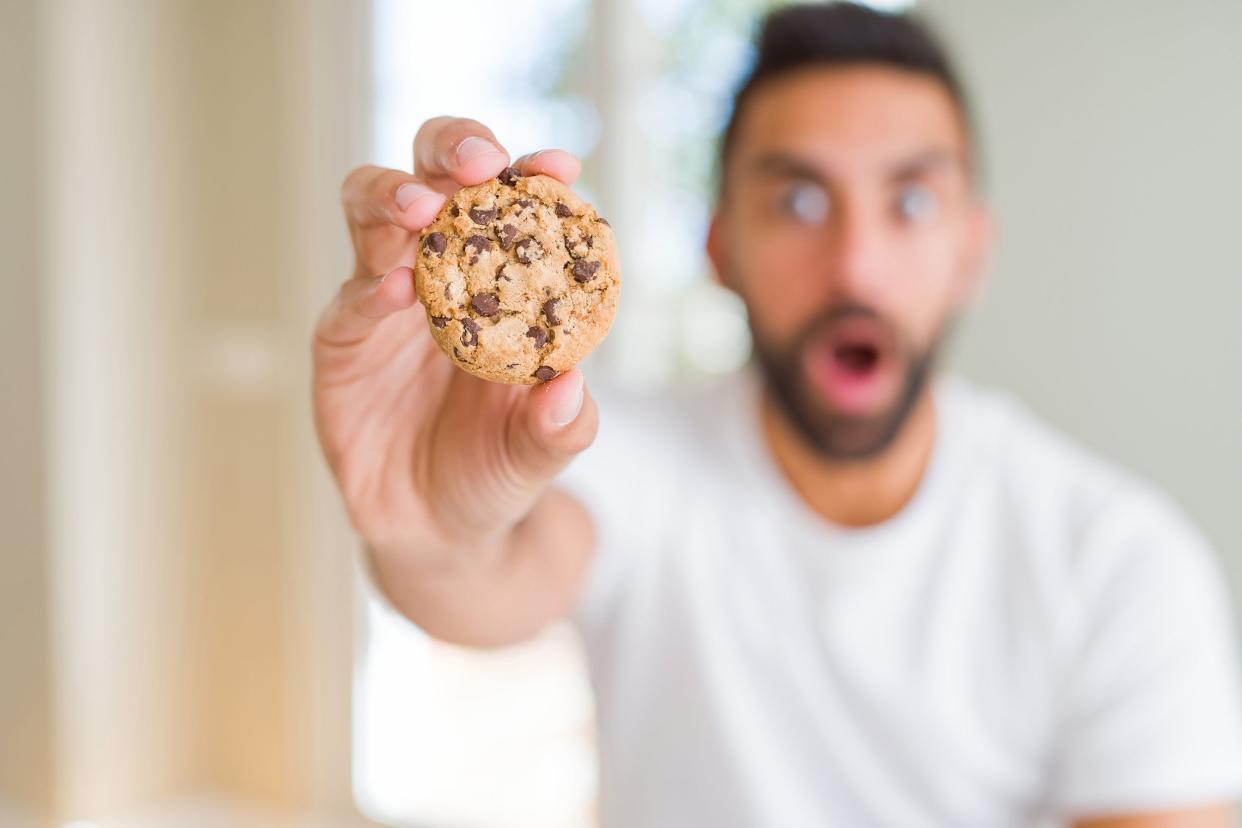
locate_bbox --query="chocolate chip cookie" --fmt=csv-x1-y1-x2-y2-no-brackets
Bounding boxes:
415,167,620,384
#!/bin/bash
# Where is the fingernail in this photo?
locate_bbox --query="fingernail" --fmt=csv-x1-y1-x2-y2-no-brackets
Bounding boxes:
549,373,584,428
395,182,438,211
456,136,502,165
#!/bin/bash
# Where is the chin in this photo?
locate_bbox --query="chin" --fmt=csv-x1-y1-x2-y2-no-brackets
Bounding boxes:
793,391,910,460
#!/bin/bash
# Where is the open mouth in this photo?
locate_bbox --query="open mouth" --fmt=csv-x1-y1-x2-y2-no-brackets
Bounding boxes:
833,341,880,375
803,316,900,415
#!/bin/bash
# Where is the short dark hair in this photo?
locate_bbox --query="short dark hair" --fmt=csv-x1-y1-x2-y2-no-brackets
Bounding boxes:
717,2,974,195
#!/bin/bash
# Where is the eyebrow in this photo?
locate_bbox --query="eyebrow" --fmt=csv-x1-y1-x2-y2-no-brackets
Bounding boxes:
749,148,964,187
889,149,960,182
750,152,828,187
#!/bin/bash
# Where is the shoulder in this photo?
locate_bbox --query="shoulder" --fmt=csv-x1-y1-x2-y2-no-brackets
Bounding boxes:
949,377,1191,549
948,376,1140,517
947,376,1228,626
940,382,1242,810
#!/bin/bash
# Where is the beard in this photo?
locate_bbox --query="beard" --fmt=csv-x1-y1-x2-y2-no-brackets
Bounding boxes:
751,302,952,461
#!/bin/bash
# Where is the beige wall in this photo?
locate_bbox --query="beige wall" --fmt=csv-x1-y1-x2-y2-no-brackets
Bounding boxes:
931,0,1242,602
42,0,204,811
1,0,378,824
0,0,54,820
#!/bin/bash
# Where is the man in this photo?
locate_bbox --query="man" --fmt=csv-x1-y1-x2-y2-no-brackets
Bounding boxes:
313,4,1242,825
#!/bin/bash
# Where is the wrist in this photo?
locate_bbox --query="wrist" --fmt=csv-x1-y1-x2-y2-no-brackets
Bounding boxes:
366,523,513,577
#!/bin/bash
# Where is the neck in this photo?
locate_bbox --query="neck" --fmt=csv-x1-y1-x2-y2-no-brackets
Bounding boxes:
760,382,939,528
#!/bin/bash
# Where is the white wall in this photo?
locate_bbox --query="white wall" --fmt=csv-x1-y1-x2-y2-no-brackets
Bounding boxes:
930,0,1242,604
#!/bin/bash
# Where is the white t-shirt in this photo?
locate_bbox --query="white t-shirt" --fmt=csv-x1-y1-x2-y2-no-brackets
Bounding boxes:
556,362,1242,827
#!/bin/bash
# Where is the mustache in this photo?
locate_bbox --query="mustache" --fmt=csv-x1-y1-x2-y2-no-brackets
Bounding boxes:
795,302,891,350
819,301,881,326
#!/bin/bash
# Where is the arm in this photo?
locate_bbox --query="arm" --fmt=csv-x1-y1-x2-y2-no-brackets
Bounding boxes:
1048,489,1242,822
364,486,595,648
313,117,599,648
1072,804,1234,828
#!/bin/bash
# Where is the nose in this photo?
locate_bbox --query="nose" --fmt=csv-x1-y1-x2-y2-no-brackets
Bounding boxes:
822,198,890,303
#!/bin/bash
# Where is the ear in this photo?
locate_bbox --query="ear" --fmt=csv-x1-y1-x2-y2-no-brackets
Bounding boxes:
955,200,995,311
706,208,732,291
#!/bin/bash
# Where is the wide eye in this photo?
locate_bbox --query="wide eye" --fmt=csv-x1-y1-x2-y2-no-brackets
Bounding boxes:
896,183,938,223
778,182,830,224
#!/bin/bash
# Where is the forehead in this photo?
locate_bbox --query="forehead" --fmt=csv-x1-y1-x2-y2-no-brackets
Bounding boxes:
729,64,969,180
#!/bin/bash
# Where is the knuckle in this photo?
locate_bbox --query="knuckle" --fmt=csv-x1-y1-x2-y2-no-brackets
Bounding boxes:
339,491,379,544
416,115,494,163
439,115,484,136
313,292,343,334
341,164,376,202
564,413,599,456
450,116,488,134
311,309,334,349
368,169,401,199
414,116,453,152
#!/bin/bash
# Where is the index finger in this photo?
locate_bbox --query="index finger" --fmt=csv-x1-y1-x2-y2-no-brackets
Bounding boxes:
414,116,511,191
341,165,447,232
512,149,582,186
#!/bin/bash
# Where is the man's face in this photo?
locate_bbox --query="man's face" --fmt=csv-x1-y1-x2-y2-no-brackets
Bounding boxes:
708,64,990,460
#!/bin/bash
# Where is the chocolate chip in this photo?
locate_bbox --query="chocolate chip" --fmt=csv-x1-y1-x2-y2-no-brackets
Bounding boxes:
555,202,573,218
430,315,449,329
449,204,460,217
598,217,610,226
470,292,499,316
515,237,538,265
469,206,497,226
586,235,594,248
515,198,533,209
498,223,518,250
460,317,479,347
453,346,462,359
534,365,557,382
423,232,447,254
564,231,594,259
496,264,511,282
498,166,522,186
542,298,561,326
465,234,492,264
525,325,548,348
571,260,601,283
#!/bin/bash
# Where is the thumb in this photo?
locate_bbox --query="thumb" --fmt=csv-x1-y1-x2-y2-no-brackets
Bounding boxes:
507,369,598,483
